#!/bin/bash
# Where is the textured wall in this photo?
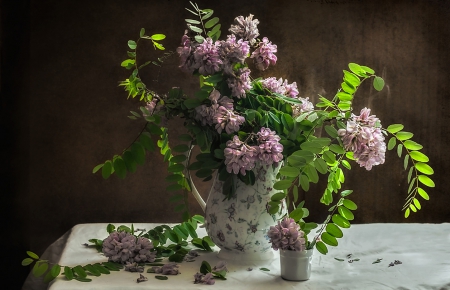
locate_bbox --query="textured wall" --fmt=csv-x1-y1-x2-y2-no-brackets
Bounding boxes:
3,0,450,287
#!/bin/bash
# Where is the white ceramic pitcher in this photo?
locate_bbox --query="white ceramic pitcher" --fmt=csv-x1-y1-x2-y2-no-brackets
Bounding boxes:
189,157,286,261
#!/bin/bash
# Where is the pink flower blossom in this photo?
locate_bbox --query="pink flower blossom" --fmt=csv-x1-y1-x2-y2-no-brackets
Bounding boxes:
251,37,277,71
338,107,386,170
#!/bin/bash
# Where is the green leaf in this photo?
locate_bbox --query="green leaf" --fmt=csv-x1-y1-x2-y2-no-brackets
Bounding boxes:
315,241,328,255
155,275,168,280
388,137,397,150
200,261,212,274
84,264,101,276
64,266,73,280
342,199,357,210
131,142,146,165
123,150,137,173
189,25,203,33
74,277,92,282
127,40,137,49
259,267,270,271
27,251,39,259
113,157,127,179
322,151,336,164
93,264,110,274
271,192,287,202
194,35,205,43
279,166,300,177
418,175,435,187
418,188,430,200
336,92,353,101
73,265,87,278
342,160,351,170
325,125,338,138
397,144,403,157
185,19,201,24
348,63,367,76
321,232,338,246
314,158,328,174
92,163,104,174
151,34,166,40
340,189,353,197
289,207,304,221
343,70,360,87
396,131,414,141
168,163,185,173
201,10,214,20
373,76,385,91
341,82,355,94
338,206,354,220
329,144,345,154
404,208,410,218
299,174,310,192
273,180,292,190
281,114,294,131
404,154,410,170
305,164,319,183
139,28,145,37
102,160,113,179
22,257,34,266
415,163,434,175
386,124,404,134
205,17,219,28
183,98,203,109
409,151,429,162
171,155,187,163
326,223,343,238
332,214,351,228
360,65,375,74
403,140,423,150
293,185,299,203
413,198,421,210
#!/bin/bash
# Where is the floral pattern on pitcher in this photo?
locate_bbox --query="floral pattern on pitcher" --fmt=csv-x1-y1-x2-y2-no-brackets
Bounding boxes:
204,163,287,256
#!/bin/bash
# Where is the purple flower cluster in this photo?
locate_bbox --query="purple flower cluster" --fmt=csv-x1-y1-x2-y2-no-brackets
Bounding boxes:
267,217,306,251
292,97,314,118
220,35,250,75
228,14,260,44
194,90,244,134
251,37,278,71
256,127,284,165
261,77,299,98
193,38,222,76
337,107,386,170
102,231,156,264
227,67,252,98
177,14,277,97
224,135,258,175
224,127,283,175
194,272,215,285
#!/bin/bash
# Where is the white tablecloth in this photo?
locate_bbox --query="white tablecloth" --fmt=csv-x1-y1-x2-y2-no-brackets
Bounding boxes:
22,223,450,290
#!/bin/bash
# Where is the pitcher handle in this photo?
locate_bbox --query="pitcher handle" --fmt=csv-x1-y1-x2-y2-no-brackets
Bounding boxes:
186,145,206,212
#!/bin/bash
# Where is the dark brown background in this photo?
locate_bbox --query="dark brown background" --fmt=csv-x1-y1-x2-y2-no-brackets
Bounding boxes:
1,0,449,288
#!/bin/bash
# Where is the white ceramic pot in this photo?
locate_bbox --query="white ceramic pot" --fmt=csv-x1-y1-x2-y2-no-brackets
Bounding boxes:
280,249,313,281
190,162,287,261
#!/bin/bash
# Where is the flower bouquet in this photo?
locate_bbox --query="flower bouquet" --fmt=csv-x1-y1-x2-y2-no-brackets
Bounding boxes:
91,1,434,256
22,1,436,284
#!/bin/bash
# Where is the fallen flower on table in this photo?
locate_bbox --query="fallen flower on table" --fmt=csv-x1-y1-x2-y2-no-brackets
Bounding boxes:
137,274,148,283
150,262,180,275
194,272,215,285
212,261,228,272
184,250,200,262
125,262,144,272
